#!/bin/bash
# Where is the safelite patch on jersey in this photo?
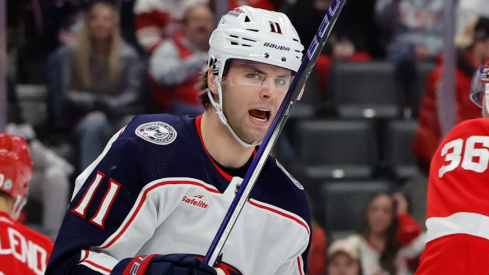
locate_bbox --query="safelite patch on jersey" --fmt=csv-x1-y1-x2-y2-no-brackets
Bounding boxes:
136,121,177,145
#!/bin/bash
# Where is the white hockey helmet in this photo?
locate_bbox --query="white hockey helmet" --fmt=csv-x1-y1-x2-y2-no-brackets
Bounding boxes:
206,5,304,147
208,5,304,77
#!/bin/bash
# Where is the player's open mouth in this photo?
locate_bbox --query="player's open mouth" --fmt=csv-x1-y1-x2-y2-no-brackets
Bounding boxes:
249,109,270,122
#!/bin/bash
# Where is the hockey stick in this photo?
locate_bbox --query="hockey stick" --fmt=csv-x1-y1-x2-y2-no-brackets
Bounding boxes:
204,0,346,266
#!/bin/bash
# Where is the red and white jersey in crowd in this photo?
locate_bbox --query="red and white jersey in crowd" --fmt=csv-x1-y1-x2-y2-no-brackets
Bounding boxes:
149,31,208,110
133,0,209,53
416,118,489,274
0,211,54,275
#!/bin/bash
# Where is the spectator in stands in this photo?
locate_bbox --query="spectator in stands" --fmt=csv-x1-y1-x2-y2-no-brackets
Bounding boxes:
375,0,444,62
47,1,145,170
0,133,54,274
456,0,489,43
375,0,444,113
133,0,208,53
148,2,214,115
327,237,361,275
7,78,73,241
343,192,424,275
413,17,489,174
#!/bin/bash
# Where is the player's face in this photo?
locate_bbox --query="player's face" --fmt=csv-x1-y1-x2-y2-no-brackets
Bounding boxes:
367,194,395,235
220,60,293,144
327,253,360,275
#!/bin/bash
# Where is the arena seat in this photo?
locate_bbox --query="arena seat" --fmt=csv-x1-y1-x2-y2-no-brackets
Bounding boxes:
329,61,402,119
320,180,392,241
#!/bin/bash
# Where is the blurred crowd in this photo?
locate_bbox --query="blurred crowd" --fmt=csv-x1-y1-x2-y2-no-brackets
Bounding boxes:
4,0,489,274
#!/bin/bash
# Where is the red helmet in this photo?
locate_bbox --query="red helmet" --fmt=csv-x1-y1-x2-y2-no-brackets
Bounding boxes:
0,132,33,218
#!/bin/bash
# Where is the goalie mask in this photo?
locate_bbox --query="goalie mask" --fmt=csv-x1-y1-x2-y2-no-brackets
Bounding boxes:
470,64,489,111
206,5,304,147
0,133,33,220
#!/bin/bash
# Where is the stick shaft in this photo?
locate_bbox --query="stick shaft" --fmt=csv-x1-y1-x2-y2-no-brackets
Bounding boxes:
204,0,346,266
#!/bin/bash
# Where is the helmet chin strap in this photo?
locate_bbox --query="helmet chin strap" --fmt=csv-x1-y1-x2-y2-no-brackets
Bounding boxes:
11,195,26,220
206,84,261,148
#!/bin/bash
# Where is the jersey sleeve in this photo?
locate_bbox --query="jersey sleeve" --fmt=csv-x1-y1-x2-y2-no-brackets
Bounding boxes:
274,224,310,275
396,213,421,245
46,131,152,274
416,118,489,274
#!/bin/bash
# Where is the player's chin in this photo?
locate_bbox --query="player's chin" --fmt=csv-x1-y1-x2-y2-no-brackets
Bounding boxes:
241,128,267,145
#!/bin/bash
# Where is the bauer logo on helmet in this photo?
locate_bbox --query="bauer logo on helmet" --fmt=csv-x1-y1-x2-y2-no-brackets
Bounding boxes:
263,42,290,51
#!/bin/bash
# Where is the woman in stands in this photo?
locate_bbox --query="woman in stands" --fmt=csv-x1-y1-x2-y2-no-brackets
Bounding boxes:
47,1,144,171
343,192,425,275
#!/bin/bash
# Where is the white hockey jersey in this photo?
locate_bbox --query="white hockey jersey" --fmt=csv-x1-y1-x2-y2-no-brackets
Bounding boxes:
46,114,311,275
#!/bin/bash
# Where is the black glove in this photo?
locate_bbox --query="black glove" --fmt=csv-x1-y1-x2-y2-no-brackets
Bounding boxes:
111,254,217,275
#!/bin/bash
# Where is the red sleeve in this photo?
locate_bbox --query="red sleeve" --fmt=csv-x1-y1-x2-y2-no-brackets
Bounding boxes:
307,226,327,275
396,213,421,246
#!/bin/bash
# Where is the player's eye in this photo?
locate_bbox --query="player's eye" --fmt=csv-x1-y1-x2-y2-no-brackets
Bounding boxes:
275,78,288,86
246,73,264,81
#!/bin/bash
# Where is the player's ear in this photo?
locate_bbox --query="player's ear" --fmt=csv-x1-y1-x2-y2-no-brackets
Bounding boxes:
207,68,218,95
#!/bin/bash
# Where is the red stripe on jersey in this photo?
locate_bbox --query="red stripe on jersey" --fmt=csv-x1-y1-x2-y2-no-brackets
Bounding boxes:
248,199,310,235
195,115,257,181
297,257,304,275
196,115,233,181
82,249,90,260
82,259,112,273
100,179,219,249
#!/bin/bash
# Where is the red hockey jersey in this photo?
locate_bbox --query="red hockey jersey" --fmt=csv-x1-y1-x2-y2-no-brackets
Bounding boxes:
416,118,489,274
0,211,54,275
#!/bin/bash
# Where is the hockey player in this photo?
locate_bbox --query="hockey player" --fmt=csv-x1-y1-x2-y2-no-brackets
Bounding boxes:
415,62,489,274
46,5,310,275
0,133,54,274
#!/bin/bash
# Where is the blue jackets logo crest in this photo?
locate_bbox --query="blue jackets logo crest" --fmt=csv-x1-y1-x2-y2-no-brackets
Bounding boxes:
136,121,177,145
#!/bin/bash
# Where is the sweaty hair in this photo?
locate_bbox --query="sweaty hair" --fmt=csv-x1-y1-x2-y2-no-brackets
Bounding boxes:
196,60,232,108
195,69,211,108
